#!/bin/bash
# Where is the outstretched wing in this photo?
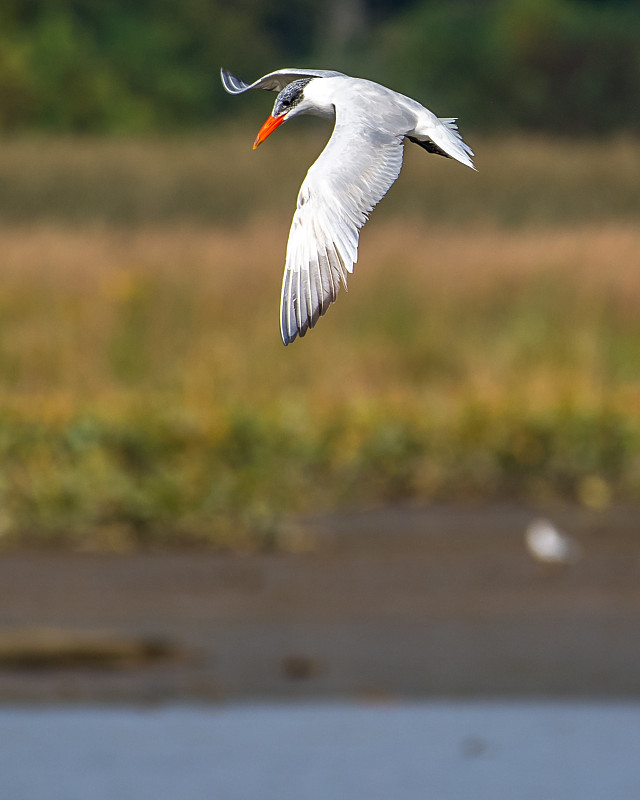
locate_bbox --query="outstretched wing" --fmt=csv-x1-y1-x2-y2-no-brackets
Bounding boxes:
280,105,406,345
221,67,345,95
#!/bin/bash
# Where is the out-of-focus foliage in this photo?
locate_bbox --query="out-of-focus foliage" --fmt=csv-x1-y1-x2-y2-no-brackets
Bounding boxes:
0,0,281,131
0,131,636,548
1,133,639,226
0,204,639,548
371,0,640,133
0,0,638,133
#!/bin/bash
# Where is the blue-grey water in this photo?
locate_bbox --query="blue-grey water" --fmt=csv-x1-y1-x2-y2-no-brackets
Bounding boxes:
1,701,639,800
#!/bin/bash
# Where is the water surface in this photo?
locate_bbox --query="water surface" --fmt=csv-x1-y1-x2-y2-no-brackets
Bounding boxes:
1,701,638,800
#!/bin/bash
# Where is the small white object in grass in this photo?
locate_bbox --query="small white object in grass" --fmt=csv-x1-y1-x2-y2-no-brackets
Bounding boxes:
525,518,583,564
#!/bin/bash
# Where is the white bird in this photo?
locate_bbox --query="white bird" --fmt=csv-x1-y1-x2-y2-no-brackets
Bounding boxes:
221,67,475,345
525,518,583,565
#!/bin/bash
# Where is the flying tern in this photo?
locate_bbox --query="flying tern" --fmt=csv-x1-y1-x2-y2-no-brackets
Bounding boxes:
221,67,475,345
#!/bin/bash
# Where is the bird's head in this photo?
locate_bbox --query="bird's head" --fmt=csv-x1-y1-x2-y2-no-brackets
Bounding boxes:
253,78,313,149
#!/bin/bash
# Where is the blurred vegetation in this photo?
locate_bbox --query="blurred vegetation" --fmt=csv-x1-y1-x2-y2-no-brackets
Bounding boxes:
0,2,638,549
0,134,638,548
0,130,639,226
0,0,639,133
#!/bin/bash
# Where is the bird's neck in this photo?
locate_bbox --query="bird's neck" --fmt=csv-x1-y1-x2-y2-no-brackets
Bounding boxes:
302,78,339,119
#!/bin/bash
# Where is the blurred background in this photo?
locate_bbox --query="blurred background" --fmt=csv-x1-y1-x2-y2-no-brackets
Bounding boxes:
0,1,639,798
0,0,638,545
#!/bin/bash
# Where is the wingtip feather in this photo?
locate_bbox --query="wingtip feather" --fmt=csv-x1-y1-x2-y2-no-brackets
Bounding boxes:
220,67,250,94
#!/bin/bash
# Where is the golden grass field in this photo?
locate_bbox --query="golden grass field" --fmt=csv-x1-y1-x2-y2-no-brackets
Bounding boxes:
0,132,638,548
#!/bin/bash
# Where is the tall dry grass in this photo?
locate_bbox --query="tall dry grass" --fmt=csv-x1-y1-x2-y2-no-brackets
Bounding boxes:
0,134,638,548
1,221,638,412
1,129,639,226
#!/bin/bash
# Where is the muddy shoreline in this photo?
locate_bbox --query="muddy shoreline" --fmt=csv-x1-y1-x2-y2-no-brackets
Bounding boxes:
0,504,638,704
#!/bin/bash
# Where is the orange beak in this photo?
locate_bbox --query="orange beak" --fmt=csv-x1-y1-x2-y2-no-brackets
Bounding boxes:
253,114,286,149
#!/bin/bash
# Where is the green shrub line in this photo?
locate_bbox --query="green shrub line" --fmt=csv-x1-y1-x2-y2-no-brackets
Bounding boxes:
0,404,636,550
1,1,639,134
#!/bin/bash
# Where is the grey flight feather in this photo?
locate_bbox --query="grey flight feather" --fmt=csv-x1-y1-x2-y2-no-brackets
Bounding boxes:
280,115,405,345
220,67,345,95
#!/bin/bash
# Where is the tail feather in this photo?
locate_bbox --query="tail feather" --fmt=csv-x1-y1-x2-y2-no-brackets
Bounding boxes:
412,116,475,170
434,117,475,169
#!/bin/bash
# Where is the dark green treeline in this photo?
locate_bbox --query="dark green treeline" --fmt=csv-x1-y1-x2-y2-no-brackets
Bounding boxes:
0,0,638,133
